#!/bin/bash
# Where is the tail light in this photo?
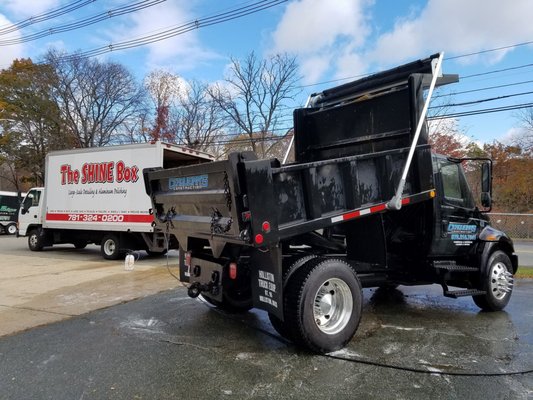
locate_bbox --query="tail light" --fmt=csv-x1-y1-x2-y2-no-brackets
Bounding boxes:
229,262,237,280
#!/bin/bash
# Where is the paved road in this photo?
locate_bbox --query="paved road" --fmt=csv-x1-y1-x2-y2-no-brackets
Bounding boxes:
1,282,532,399
0,235,179,336
515,240,533,267
1,235,533,399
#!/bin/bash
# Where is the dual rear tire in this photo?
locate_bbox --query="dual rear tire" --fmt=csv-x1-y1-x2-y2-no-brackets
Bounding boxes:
270,257,363,353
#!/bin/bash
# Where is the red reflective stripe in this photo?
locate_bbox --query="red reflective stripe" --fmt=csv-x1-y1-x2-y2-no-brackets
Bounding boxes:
342,210,360,221
45,213,153,223
370,204,386,213
402,197,411,205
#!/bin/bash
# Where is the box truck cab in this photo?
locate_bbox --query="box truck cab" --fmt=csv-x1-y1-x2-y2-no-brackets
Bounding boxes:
18,141,213,259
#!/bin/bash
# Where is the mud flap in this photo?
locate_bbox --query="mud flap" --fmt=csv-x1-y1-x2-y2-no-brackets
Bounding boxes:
250,245,283,319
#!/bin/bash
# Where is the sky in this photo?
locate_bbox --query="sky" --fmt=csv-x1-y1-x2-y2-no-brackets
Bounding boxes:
1,0,533,146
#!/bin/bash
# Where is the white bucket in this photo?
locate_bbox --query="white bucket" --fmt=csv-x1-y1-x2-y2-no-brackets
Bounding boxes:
124,254,135,271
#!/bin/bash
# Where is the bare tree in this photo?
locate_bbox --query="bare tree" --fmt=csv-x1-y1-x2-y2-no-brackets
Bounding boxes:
45,50,145,148
173,79,225,152
144,69,181,142
513,107,533,154
208,52,300,158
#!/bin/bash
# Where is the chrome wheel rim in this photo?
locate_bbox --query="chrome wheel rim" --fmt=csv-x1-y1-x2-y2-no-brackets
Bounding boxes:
489,262,514,300
104,239,116,255
313,278,353,335
7,225,17,234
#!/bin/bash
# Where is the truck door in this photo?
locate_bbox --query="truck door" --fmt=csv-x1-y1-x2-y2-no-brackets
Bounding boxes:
430,157,484,257
18,189,43,234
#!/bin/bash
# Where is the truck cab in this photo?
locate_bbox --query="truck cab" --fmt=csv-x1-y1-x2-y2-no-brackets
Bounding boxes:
17,187,44,250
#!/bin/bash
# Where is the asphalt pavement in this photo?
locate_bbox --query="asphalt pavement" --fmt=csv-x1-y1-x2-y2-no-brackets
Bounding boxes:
1,281,532,399
515,240,533,267
1,235,533,399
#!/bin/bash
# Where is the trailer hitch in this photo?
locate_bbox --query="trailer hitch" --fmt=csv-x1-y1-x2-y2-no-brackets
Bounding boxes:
187,282,212,298
187,271,221,298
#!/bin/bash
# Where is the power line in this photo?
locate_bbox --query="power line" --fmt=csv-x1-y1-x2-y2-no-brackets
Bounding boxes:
0,0,96,36
433,79,533,99
0,0,166,46
446,40,533,61
430,90,533,109
429,102,533,120
57,0,287,61
461,63,533,80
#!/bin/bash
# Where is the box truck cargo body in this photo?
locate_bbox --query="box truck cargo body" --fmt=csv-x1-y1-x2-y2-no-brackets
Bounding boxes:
18,141,213,259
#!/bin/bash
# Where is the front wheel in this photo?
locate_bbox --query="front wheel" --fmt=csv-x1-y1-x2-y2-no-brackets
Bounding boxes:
28,229,44,251
100,234,122,260
473,250,514,311
284,258,363,353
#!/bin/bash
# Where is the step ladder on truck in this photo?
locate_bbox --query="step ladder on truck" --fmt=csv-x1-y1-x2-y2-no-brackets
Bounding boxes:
144,53,518,354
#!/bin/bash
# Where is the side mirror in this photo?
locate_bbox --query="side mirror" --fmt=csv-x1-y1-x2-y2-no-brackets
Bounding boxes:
481,162,492,209
481,192,491,208
20,207,27,215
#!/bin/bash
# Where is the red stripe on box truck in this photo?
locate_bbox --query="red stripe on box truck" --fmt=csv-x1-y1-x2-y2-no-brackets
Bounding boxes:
46,213,153,223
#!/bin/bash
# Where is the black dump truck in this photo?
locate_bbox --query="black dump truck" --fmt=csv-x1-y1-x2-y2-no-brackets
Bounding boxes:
144,53,518,353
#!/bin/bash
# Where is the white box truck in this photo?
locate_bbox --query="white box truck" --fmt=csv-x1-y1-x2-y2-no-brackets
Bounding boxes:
0,191,25,235
17,141,213,259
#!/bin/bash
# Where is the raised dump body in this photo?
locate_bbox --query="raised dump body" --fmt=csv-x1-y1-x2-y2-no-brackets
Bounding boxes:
144,54,518,354
146,144,434,250
145,55,439,253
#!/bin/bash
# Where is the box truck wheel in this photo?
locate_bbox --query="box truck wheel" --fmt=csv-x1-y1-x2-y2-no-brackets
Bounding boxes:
473,250,514,311
6,223,17,235
101,234,121,260
284,258,363,353
74,241,87,249
28,229,44,251
146,249,167,257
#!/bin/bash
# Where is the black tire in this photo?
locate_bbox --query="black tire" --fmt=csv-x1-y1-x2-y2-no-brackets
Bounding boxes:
146,249,168,257
74,241,87,249
473,250,514,311
6,223,17,235
200,291,253,313
268,254,319,341
284,258,363,353
268,312,293,341
100,234,121,260
28,229,44,251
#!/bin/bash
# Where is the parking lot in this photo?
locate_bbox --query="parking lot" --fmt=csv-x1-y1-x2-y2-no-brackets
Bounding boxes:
1,235,533,399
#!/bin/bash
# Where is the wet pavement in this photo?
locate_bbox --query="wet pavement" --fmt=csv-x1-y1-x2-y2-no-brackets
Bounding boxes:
1,280,533,399
515,240,533,267
0,236,179,336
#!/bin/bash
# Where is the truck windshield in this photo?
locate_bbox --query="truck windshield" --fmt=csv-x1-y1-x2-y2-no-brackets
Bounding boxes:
23,190,41,209
437,159,475,209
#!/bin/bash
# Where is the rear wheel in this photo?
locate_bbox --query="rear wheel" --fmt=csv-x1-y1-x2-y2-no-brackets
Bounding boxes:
200,266,253,313
284,258,363,353
74,241,87,249
6,223,17,235
473,250,514,311
200,289,253,313
101,234,121,260
146,249,167,257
